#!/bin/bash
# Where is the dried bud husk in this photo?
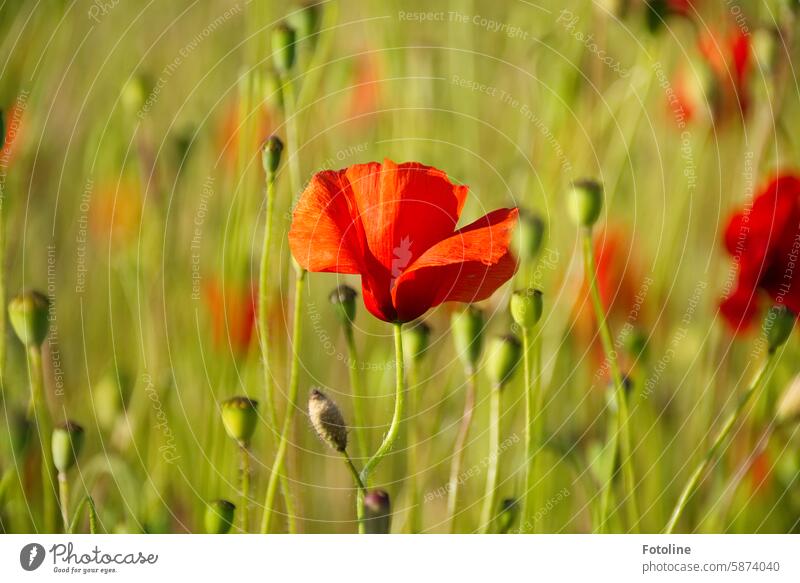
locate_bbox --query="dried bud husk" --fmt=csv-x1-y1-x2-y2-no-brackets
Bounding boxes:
204,499,236,534
497,498,518,534
568,179,603,228
221,397,259,446
402,322,431,365
515,210,545,261
272,23,297,73
510,289,543,330
451,306,484,373
329,284,357,326
765,305,794,353
362,489,391,534
262,135,284,176
487,334,522,388
9,290,50,347
308,389,348,452
52,421,85,473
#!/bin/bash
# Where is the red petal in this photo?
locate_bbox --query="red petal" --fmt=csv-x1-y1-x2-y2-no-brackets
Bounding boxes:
391,208,518,322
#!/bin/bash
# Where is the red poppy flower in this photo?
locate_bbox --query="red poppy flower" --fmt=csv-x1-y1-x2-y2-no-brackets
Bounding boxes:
204,279,257,355
289,159,518,322
721,173,800,330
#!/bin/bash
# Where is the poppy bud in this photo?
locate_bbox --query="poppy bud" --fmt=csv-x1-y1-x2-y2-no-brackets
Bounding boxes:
605,375,634,414
308,388,348,452
93,371,133,431
10,411,32,457
510,289,543,330
262,135,284,176
486,334,522,388
753,27,778,74
515,210,545,261
288,3,321,42
402,322,431,365
568,179,603,228
221,397,259,446
121,74,151,115
764,305,794,353
9,290,50,347
52,421,85,474
204,499,236,534
625,327,649,361
497,497,518,534
271,23,297,74
451,306,484,373
362,489,391,534
329,284,357,326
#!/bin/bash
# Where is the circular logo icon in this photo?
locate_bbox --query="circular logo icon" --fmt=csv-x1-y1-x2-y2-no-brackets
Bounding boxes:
19,543,46,571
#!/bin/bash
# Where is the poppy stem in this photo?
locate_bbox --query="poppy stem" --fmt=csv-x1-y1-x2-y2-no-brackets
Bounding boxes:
341,450,366,494
582,229,640,532
479,384,502,533
344,324,368,459
260,269,306,534
406,362,421,533
357,323,405,533
239,444,250,533
26,345,56,532
521,326,544,532
446,368,478,533
664,353,776,533
58,472,69,532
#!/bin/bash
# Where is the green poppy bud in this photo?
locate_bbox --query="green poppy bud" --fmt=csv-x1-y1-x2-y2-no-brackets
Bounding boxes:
52,421,85,474
308,389,348,452
272,23,297,74
402,322,431,365
362,489,391,534
515,210,545,261
510,289,543,330
605,375,634,414
451,306,484,373
204,499,236,534
221,397,259,446
10,410,32,457
121,74,151,115
262,135,284,176
9,290,50,347
765,305,794,353
625,327,648,362
486,334,522,388
93,370,133,431
329,284,357,326
288,3,321,42
568,179,603,228
497,498,519,534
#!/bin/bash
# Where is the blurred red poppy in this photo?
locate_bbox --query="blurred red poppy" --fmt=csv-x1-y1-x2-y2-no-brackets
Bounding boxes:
204,279,256,355
289,159,518,322
89,178,141,248
721,173,800,330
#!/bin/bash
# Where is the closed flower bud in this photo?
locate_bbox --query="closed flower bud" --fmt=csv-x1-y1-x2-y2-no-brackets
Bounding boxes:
402,322,431,365
568,179,603,228
515,210,545,261
221,397,259,446
625,327,648,361
262,135,284,176
765,305,794,353
272,23,297,73
487,334,522,388
497,498,518,534
605,375,634,414
451,306,484,373
204,499,236,534
9,290,50,347
510,289,543,330
288,3,321,42
329,284,357,325
121,74,151,115
362,489,391,534
52,421,84,474
93,370,133,431
10,411,32,457
308,388,348,452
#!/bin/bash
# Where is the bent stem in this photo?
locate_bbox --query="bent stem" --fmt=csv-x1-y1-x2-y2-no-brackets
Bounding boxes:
27,345,56,532
582,229,639,532
341,450,366,493
479,384,502,533
239,444,251,532
357,322,405,534
344,324,368,458
663,353,775,534
521,327,543,532
446,369,478,533
57,472,69,532
260,269,306,534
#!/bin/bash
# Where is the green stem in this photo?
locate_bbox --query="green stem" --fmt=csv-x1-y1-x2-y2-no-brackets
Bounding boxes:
406,363,421,533
282,75,302,200
260,269,306,533
27,345,56,532
357,322,405,534
663,353,775,534
342,450,366,493
58,472,69,532
479,384,502,533
522,327,544,532
239,444,250,533
344,324,368,458
583,229,639,532
446,369,477,533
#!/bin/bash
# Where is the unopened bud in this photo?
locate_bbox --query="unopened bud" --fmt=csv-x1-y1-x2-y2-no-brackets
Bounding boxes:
121,74,151,115
204,499,236,534
487,334,522,388
402,322,431,365
52,421,85,474
308,389,348,452
288,3,321,43
765,305,794,353
329,284,357,326
497,498,519,534
9,290,50,347
362,489,391,534
271,23,297,73
515,210,545,261
262,135,284,176
625,327,649,361
10,411,31,457
221,397,259,446
510,289,543,330
451,306,484,373
568,179,603,228
93,370,133,431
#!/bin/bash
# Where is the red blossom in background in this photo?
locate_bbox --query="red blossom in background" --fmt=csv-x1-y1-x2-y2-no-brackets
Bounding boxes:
721,173,800,331
204,279,257,355
289,159,518,322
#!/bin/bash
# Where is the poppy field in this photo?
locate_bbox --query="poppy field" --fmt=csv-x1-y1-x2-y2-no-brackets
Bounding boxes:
1,0,800,536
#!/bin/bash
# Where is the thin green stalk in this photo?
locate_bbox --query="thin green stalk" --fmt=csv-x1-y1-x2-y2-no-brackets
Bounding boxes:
522,327,544,532
664,354,775,534
260,269,306,533
58,472,69,532
68,494,97,534
406,363,421,533
239,445,250,533
344,325,368,458
27,345,55,533
357,323,405,534
446,369,477,533
479,384,502,533
342,450,366,493
583,229,640,532
282,75,302,200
